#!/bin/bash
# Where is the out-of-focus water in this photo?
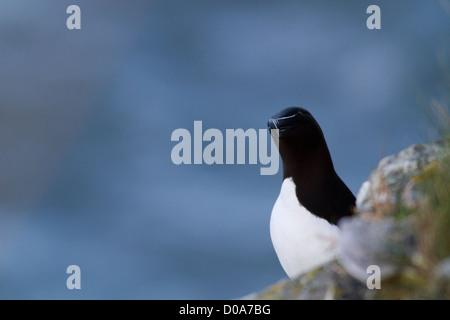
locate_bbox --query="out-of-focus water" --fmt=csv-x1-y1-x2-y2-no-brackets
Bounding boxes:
0,0,449,299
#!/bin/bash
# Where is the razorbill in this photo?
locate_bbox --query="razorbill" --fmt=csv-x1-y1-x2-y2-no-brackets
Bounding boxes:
268,107,355,279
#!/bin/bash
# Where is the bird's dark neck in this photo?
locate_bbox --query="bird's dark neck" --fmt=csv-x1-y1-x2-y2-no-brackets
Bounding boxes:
282,141,335,183
281,142,355,224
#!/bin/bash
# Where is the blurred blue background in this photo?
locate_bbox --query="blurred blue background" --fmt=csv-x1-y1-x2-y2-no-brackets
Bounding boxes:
0,0,449,299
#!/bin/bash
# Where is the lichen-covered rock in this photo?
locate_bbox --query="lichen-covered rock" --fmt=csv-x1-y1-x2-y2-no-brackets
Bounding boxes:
356,141,447,216
244,261,373,300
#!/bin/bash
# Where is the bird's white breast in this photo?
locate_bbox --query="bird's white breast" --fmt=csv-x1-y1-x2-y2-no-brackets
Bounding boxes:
270,178,340,279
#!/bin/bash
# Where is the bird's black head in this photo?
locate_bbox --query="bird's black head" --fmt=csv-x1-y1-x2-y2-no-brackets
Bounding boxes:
268,106,313,134
268,107,330,170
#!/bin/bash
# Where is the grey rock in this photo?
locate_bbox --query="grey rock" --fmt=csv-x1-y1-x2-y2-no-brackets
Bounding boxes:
244,261,373,300
356,141,446,215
